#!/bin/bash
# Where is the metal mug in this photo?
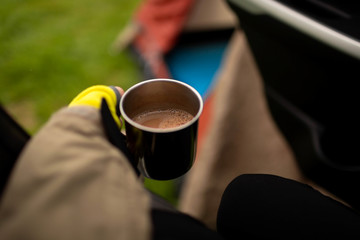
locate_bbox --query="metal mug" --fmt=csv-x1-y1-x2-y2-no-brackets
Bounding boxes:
120,79,203,180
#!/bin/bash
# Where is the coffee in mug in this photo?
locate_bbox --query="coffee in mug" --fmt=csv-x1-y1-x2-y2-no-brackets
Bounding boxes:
132,108,194,129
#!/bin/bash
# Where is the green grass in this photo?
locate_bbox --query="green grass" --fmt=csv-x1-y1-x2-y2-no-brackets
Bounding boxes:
0,0,141,132
0,0,178,205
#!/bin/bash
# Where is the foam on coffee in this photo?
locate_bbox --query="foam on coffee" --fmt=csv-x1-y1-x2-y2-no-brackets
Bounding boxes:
132,108,194,129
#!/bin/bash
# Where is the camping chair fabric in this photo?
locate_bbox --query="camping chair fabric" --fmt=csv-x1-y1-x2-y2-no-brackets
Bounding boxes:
0,106,30,198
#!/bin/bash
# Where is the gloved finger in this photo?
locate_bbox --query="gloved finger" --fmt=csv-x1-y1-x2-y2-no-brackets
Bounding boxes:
69,85,122,127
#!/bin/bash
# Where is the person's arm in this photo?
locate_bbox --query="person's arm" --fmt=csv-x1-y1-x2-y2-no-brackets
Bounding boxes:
0,86,151,240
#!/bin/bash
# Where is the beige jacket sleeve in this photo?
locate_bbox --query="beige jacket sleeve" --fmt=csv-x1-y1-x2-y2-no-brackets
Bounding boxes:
0,106,151,240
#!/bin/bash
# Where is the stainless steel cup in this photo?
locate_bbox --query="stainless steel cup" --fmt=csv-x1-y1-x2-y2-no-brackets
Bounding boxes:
120,79,203,180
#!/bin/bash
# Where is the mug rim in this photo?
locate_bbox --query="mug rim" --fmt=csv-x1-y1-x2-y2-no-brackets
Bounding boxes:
120,78,204,133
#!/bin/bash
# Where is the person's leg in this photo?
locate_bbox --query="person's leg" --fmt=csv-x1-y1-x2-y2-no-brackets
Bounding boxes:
149,188,223,240
217,174,360,238
178,29,343,230
179,29,305,229
151,209,224,240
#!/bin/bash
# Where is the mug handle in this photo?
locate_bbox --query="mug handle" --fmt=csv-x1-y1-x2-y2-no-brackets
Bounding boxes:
100,95,139,176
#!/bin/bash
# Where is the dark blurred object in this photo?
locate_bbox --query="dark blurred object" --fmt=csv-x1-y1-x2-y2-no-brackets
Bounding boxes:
100,98,139,176
227,0,360,209
0,105,30,198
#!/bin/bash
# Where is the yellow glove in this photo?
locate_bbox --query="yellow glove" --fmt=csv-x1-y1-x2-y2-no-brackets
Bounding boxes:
69,85,121,127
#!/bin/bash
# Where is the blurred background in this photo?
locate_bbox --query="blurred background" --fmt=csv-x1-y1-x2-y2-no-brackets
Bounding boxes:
0,0,141,134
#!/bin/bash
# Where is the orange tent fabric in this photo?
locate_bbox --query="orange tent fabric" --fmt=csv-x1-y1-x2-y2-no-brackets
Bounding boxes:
133,0,195,77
